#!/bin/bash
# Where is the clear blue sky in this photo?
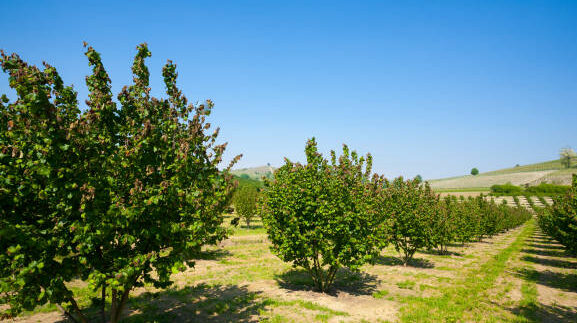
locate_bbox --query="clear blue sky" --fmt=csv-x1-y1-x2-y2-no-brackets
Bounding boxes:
1,0,576,179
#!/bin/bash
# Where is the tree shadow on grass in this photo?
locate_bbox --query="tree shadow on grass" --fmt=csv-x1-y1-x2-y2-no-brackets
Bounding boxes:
521,255,577,269
123,284,264,322
274,268,378,296
197,248,232,261
510,300,577,322
529,243,565,250
239,224,264,230
516,268,577,293
373,255,435,268
419,249,463,257
522,248,568,257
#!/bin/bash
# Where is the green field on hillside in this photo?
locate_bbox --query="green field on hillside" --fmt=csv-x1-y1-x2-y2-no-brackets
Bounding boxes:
483,159,564,175
429,159,577,191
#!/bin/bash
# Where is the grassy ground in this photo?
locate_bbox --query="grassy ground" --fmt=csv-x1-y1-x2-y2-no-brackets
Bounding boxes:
11,216,577,322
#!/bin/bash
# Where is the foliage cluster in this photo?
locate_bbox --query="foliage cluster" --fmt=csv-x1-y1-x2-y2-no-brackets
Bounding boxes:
233,185,259,228
491,183,569,196
526,183,570,195
0,44,239,322
260,138,387,292
490,183,523,195
559,147,576,169
383,178,438,264
537,175,577,254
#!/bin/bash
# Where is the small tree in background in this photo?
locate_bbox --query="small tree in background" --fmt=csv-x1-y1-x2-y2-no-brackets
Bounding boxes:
260,138,387,292
470,168,479,176
432,197,457,254
384,177,439,265
560,147,576,169
234,185,258,228
414,174,423,183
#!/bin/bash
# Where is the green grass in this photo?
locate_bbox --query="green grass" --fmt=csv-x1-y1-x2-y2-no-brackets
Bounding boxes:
399,219,535,322
262,299,348,318
517,279,538,322
396,280,416,290
372,289,389,299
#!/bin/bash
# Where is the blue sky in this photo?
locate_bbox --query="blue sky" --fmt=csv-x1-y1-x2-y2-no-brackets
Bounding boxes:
1,1,576,179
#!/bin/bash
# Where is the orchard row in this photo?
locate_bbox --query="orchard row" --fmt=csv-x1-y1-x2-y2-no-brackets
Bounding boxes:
259,139,533,292
537,175,577,254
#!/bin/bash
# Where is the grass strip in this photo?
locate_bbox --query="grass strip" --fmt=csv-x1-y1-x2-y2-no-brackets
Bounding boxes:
400,220,535,322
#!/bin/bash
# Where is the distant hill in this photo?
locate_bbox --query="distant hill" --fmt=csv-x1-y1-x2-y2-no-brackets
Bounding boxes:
231,165,276,181
429,159,576,191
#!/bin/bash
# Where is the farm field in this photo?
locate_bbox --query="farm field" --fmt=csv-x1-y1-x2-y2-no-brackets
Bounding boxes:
12,216,577,323
429,159,577,191
429,170,557,190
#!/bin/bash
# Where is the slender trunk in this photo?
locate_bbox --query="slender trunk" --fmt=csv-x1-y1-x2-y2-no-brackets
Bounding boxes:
55,304,79,323
325,265,338,290
67,296,88,323
112,287,131,323
111,289,118,323
100,284,106,323
111,273,141,323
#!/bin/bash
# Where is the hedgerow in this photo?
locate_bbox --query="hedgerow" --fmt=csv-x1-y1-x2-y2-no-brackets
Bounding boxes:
537,175,577,254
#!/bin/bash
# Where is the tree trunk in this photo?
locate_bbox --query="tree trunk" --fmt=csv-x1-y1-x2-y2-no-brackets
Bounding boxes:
55,304,80,323
67,296,88,323
110,289,118,323
100,284,106,323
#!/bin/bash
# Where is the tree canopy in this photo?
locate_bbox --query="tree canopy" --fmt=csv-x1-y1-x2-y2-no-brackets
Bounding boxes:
0,44,239,322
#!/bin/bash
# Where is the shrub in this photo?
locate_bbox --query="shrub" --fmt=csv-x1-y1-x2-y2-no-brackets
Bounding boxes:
383,178,438,265
260,139,387,292
490,183,523,195
452,196,481,244
470,168,479,176
0,44,239,322
234,185,258,228
526,183,570,195
433,197,458,254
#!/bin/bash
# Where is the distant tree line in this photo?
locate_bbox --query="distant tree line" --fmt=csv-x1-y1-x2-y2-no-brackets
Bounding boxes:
491,183,570,196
